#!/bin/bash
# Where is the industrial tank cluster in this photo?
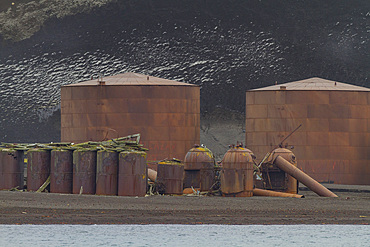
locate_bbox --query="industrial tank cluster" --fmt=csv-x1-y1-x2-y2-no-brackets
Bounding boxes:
0,149,147,196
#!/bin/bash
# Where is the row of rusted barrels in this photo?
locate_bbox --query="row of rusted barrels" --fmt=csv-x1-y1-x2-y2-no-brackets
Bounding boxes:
0,148,147,196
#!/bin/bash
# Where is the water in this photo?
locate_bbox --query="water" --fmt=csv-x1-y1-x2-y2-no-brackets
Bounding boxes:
0,224,369,246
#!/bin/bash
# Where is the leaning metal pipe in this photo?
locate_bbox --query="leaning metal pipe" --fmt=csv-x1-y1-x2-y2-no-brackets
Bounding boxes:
253,188,304,198
274,156,338,197
147,168,157,182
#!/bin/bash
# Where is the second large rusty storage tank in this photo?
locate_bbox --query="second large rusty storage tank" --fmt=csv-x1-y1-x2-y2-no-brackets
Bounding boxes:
246,77,370,185
61,72,200,161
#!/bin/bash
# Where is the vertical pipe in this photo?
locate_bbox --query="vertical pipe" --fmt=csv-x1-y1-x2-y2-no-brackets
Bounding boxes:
274,156,338,197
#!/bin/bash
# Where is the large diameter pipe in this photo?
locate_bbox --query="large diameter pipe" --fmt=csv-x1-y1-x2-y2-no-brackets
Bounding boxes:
253,188,304,198
148,168,157,182
274,156,338,197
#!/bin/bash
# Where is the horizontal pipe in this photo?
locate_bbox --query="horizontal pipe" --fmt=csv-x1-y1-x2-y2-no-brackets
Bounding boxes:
147,168,157,182
253,188,304,198
274,156,338,198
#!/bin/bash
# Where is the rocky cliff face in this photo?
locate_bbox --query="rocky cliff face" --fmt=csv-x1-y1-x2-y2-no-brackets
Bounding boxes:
0,0,369,142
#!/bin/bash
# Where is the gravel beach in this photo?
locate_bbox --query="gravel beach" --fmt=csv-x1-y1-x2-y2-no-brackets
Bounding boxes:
0,187,369,225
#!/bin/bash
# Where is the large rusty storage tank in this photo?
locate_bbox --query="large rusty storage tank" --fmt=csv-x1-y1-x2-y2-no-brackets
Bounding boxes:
220,147,254,197
246,77,370,185
61,72,200,161
183,145,215,191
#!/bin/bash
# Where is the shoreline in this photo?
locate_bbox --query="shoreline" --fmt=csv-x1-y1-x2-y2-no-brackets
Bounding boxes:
0,188,369,225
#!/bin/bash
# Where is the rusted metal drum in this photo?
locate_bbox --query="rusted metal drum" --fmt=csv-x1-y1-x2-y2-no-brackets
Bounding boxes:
50,149,73,194
0,149,24,190
220,147,254,197
118,151,147,196
96,150,118,196
270,148,298,194
73,149,97,194
157,161,184,194
184,146,215,191
260,148,298,193
27,149,51,191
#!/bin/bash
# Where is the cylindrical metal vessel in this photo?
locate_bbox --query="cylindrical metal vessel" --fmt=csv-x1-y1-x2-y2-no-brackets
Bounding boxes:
0,149,24,190
27,149,51,191
184,146,215,191
260,148,298,193
220,147,254,197
274,155,338,197
61,72,200,161
157,161,184,194
118,151,147,197
271,148,297,194
246,77,370,185
96,150,118,196
50,149,73,194
73,149,97,195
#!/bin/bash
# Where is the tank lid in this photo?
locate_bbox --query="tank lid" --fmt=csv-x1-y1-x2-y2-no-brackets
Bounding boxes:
63,72,198,87
248,77,370,92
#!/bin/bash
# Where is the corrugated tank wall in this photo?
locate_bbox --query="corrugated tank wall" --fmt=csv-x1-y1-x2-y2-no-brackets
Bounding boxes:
245,78,370,185
61,73,200,161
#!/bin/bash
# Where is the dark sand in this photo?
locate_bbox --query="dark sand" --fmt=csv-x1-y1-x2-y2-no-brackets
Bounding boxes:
0,189,369,225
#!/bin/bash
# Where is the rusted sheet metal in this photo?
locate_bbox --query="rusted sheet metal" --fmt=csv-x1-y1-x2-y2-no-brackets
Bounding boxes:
61,72,200,162
72,150,97,195
0,149,24,190
157,161,184,194
220,147,254,197
148,168,157,182
118,151,147,197
184,146,215,191
260,148,298,194
27,149,50,191
253,188,304,198
274,155,338,197
246,77,370,185
50,150,73,194
96,150,118,196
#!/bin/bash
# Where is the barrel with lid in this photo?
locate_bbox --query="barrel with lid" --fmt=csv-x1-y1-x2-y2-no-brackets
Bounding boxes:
184,145,215,191
220,147,254,197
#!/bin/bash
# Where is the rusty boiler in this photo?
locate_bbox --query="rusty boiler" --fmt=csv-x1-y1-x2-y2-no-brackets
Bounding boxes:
260,148,298,194
72,149,97,194
96,150,118,196
220,146,254,197
50,149,73,194
0,149,24,190
157,160,184,194
183,145,215,191
118,151,147,197
27,149,51,191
